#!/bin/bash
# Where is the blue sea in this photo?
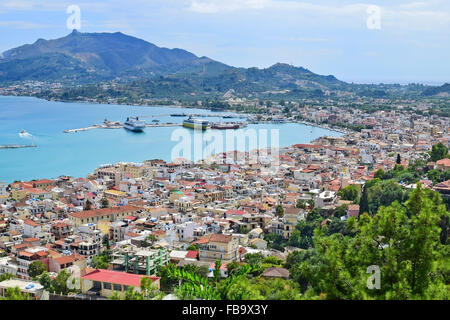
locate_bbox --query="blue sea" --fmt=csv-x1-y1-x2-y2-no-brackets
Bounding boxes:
0,96,342,183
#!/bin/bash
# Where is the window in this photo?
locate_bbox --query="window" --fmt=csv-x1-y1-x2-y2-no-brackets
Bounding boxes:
103,283,111,290
113,284,122,291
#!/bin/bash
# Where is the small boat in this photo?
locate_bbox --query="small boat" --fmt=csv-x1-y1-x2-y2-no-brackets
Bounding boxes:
171,113,187,117
152,119,160,122
19,130,32,137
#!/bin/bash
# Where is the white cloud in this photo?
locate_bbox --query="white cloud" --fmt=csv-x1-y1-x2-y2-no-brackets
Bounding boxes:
187,0,366,16
186,0,450,31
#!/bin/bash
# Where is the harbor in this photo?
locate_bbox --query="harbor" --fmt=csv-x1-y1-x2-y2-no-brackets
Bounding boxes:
63,116,247,133
0,96,344,183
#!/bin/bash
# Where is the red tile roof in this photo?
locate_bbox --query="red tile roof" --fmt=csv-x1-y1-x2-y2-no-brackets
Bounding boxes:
186,250,198,259
81,269,159,287
23,219,40,227
436,158,450,166
71,205,136,219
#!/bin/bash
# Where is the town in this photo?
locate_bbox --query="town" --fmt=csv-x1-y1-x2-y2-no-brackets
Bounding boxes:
0,100,449,300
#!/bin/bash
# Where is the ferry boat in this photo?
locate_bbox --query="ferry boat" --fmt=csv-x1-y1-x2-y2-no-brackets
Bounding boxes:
124,117,145,132
272,118,286,123
183,116,210,130
211,122,240,130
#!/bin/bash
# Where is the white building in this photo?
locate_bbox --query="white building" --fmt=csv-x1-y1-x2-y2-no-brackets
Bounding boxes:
0,182,7,196
23,219,41,238
176,221,200,242
314,191,337,208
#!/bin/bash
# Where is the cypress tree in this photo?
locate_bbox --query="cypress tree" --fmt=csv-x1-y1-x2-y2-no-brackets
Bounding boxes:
359,185,369,215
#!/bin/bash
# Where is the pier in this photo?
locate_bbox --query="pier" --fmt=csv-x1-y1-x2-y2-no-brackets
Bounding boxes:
63,122,182,133
0,144,37,149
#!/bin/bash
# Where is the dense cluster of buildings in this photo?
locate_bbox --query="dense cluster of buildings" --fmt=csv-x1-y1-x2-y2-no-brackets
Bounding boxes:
0,103,449,300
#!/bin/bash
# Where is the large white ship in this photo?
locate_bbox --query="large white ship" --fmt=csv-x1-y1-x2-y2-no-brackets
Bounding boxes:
124,117,145,132
182,116,210,130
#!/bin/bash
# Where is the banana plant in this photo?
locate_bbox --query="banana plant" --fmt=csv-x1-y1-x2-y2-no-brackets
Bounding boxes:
167,263,255,300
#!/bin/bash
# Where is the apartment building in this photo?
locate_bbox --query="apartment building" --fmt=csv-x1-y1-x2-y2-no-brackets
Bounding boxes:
198,234,238,262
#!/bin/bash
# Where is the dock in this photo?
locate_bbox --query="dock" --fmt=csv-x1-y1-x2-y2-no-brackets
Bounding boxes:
0,144,37,149
64,126,99,133
63,122,182,133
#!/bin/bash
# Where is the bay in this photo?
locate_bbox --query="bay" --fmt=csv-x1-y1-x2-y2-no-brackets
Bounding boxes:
0,96,342,183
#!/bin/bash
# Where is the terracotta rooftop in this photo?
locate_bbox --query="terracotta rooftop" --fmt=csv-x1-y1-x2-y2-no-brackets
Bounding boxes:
261,267,290,278
71,205,136,219
81,269,159,287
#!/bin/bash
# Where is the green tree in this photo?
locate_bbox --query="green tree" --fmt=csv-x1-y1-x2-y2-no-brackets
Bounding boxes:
307,199,315,210
167,263,256,300
91,250,112,269
359,185,369,215
0,287,31,300
124,286,144,300
0,273,14,282
293,184,449,299
140,277,160,299
213,259,222,283
85,199,92,210
275,204,284,218
374,169,385,179
338,185,359,202
39,272,54,292
244,253,263,270
226,277,301,300
429,143,449,162
157,263,179,292
296,199,306,209
264,232,286,251
102,234,110,250
143,234,157,247
52,270,72,295
28,261,47,279
101,196,109,208
186,243,199,251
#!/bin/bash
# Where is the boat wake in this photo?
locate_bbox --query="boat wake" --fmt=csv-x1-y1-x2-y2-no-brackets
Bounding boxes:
19,130,33,138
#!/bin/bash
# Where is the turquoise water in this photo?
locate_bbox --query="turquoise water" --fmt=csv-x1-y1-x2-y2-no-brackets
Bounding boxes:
0,96,342,183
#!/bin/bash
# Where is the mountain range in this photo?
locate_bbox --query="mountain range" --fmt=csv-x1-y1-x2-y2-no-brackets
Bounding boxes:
0,30,344,87
0,31,448,99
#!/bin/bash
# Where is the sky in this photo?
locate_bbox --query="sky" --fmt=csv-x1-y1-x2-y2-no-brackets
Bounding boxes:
0,0,449,84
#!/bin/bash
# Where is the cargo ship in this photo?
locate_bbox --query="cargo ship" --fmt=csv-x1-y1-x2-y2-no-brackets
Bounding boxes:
183,116,210,130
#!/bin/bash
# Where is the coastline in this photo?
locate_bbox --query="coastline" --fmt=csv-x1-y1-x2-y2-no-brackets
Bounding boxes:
0,94,350,184
0,93,352,135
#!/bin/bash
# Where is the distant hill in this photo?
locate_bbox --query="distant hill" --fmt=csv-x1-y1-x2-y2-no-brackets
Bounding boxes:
0,30,229,81
0,31,346,93
422,83,450,97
